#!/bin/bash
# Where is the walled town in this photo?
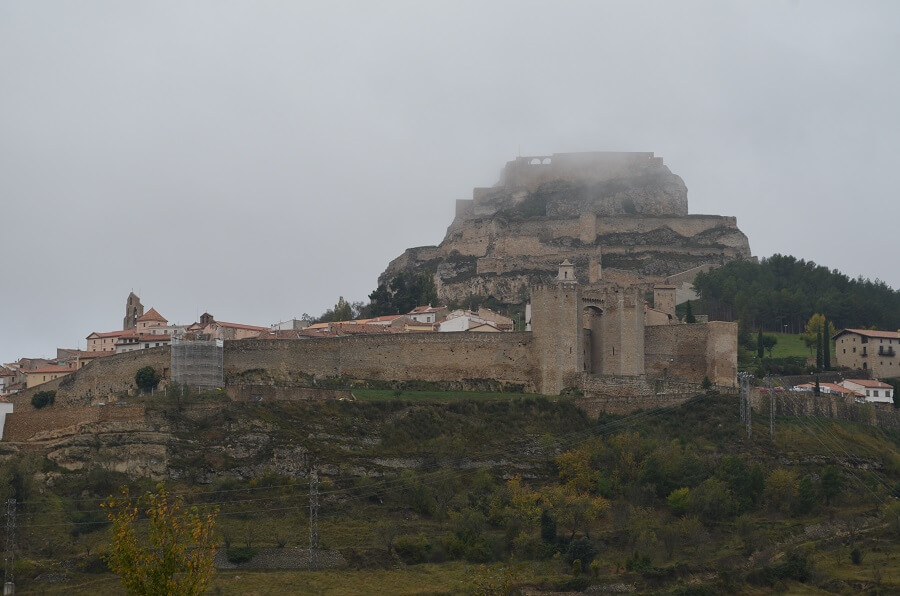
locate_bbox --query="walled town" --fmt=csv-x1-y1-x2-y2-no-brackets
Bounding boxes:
2,152,899,594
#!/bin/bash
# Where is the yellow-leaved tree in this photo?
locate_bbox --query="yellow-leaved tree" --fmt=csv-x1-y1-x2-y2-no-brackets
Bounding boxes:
102,484,219,596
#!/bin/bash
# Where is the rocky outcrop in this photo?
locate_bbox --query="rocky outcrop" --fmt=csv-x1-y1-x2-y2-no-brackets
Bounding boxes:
381,152,752,304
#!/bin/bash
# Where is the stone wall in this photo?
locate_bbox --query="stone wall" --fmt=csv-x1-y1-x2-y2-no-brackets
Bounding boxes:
576,373,704,416
9,347,170,410
224,333,539,393
530,284,582,395
750,390,900,432
645,322,737,386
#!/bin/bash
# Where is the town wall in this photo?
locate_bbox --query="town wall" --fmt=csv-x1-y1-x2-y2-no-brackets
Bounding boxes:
749,390,900,432
644,322,738,386
9,347,170,409
224,333,540,392
576,374,705,416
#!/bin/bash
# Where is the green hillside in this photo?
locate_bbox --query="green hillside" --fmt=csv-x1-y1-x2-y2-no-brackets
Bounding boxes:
2,392,899,594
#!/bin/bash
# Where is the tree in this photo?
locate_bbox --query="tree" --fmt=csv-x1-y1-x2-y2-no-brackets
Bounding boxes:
757,328,764,359
762,334,778,357
684,300,696,324
102,484,218,596
31,390,56,409
816,328,823,370
333,296,353,322
823,316,831,369
814,377,821,396
820,466,842,505
135,367,161,393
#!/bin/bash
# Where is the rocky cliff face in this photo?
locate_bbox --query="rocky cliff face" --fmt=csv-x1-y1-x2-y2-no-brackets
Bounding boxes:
381,152,752,304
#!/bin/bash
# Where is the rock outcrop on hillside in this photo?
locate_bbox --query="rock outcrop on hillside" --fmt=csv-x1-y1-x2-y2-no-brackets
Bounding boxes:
380,152,752,304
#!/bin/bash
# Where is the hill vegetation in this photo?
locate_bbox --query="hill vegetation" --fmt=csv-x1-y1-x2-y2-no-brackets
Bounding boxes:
1,392,899,593
694,254,900,333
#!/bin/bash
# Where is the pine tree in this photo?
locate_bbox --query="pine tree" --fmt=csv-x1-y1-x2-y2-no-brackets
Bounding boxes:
814,376,821,396
757,328,764,359
823,316,831,369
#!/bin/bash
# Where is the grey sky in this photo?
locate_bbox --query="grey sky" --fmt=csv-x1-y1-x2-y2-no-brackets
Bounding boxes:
1,1,898,363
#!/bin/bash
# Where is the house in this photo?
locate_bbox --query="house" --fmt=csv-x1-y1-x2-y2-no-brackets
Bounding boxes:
840,379,894,404
271,319,311,331
0,367,15,394
25,365,74,388
833,329,900,378
438,309,514,332
407,306,449,324
115,330,172,354
198,313,268,340
86,330,127,352
791,382,862,398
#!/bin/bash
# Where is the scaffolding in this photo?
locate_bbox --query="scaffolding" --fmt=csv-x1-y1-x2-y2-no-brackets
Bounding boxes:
170,338,224,391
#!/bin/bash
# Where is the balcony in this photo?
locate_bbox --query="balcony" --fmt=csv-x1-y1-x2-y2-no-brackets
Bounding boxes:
878,347,896,357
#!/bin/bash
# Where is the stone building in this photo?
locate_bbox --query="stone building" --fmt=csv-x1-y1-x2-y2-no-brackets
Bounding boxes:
833,329,900,378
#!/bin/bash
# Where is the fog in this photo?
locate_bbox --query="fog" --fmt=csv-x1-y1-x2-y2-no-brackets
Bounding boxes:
1,0,898,362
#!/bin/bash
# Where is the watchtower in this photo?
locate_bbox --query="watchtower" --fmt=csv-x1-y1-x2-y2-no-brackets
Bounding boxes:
530,262,583,395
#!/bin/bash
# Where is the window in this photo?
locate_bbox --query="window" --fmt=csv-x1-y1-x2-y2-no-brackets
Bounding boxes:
866,390,871,396
853,347,856,353
874,390,879,397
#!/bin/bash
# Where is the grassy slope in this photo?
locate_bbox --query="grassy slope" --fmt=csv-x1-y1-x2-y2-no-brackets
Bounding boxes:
9,393,900,595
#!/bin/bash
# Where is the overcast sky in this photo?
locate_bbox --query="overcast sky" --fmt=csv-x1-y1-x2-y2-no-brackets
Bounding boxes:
1,1,898,362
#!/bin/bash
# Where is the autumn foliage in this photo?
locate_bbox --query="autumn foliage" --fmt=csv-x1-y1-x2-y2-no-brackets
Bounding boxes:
102,484,219,596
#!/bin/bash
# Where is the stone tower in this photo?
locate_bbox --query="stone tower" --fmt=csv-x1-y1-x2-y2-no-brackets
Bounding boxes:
530,262,583,395
123,292,144,330
582,286,645,376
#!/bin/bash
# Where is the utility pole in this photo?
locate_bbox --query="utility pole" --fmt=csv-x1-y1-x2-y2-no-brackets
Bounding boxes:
308,467,319,571
4,499,15,596
745,374,753,439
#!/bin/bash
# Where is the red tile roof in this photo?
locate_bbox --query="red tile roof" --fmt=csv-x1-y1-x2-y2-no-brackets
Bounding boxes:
835,329,900,340
137,308,168,323
26,365,73,375
844,379,893,389
87,330,127,339
213,321,268,331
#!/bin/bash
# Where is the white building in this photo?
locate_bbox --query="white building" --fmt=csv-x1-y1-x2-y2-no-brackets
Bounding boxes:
840,379,894,404
407,306,448,324
0,398,13,441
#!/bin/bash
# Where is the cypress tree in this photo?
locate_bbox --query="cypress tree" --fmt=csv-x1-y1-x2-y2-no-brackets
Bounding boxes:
685,300,696,324
757,328,764,359
823,316,831,369
816,328,823,370
814,376,821,396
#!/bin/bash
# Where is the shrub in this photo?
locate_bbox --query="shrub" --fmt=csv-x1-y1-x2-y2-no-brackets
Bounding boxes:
31,390,56,409
850,548,862,565
394,534,431,564
226,546,258,564
565,536,597,566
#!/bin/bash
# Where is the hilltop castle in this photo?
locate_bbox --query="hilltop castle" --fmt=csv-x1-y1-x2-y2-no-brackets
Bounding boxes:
382,151,751,305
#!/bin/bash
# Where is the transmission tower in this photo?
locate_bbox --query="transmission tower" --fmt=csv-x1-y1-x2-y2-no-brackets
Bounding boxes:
4,498,15,596
308,468,319,571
